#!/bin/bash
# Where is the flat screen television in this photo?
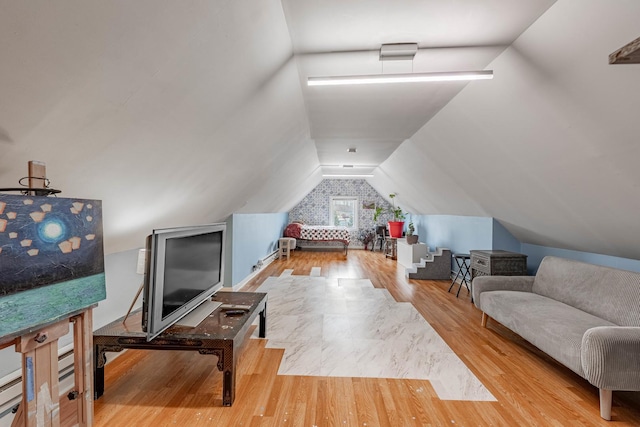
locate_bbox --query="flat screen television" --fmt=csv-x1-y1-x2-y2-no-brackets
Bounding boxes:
142,223,225,341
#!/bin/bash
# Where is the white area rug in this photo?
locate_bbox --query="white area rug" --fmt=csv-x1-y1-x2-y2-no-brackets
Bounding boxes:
252,270,496,401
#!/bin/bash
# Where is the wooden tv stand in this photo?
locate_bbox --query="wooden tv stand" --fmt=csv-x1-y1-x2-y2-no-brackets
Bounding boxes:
93,291,267,406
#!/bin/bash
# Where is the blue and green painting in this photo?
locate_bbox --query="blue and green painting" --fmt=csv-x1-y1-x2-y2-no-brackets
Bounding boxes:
0,194,106,338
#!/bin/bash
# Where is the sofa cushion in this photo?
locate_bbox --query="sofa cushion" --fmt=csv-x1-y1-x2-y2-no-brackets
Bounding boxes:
480,290,615,376
532,256,640,327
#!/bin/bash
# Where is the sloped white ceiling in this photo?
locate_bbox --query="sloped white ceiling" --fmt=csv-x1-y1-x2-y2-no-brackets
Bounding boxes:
283,0,556,175
281,0,556,53
373,1,640,259
2,0,639,261
297,47,506,172
0,0,315,253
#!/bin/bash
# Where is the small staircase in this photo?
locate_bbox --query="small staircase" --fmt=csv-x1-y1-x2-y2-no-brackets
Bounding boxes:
405,247,451,280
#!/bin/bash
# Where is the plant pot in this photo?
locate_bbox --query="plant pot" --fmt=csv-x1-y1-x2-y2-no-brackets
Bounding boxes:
406,235,418,244
388,221,404,238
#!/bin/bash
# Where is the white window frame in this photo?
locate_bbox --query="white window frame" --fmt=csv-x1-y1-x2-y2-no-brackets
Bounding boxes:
329,196,358,230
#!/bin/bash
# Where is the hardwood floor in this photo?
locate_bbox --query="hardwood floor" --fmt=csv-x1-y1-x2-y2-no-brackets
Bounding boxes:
88,249,640,426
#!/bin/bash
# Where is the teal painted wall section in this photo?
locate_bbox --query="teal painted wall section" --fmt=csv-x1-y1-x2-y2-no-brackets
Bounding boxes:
229,213,289,286
521,243,640,274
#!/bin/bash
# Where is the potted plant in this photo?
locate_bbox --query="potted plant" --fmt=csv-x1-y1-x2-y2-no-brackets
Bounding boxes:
373,206,385,224
358,228,375,250
387,193,405,238
406,220,418,244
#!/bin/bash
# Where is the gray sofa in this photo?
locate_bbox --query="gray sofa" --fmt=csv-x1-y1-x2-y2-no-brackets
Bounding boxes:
472,256,640,420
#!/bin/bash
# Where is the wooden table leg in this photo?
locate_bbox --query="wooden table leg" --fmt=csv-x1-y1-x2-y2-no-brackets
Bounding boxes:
259,304,267,338
93,345,106,400
222,343,235,406
200,344,235,406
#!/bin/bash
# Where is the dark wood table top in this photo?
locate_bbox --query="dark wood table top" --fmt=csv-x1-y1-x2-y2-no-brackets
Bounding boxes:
94,291,267,342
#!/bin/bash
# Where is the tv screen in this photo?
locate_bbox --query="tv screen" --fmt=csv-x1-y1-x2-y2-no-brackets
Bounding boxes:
142,224,225,340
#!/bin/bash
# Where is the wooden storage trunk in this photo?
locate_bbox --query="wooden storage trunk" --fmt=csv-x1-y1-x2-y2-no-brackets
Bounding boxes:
470,250,527,279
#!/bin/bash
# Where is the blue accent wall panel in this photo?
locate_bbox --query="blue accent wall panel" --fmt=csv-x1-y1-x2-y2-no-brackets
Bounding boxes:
230,213,288,286
521,243,640,274
224,215,234,288
415,215,493,274
415,214,640,277
417,215,493,254
492,219,521,253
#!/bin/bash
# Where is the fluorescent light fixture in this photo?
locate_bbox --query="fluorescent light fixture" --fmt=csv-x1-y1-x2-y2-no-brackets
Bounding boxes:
322,174,374,178
320,164,376,168
308,70,493,86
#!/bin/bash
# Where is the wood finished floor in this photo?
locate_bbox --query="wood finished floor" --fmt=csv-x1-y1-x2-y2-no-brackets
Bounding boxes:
84,249,640,426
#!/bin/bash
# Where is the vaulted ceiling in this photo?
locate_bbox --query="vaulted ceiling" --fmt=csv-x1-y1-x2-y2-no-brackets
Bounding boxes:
1,1,639,260
286,0,555,176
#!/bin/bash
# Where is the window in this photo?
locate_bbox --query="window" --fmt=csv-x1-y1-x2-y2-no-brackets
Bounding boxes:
330,197,358,229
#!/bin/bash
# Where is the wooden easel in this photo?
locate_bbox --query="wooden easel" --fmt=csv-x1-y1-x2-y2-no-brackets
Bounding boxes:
9,310,94,427
4,162,95,427
27,160,47,196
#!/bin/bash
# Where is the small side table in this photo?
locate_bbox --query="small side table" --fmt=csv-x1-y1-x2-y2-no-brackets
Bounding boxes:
385,237,397,260
279,237,296,260
448,253,471,298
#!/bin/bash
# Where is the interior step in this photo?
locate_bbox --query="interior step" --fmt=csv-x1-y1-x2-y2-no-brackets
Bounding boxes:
405,247,451,280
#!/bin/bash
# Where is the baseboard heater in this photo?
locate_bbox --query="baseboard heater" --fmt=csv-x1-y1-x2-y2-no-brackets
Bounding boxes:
235,249,279,291
260,249,278,264
0,348,75,423
253,250,278,271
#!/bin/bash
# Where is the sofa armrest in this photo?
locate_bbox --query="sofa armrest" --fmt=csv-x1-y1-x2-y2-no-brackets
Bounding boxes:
472,275,534,310
581,326,640,391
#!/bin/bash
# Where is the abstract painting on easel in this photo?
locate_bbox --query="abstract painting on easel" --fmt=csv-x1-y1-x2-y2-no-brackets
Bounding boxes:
0,194,106,338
